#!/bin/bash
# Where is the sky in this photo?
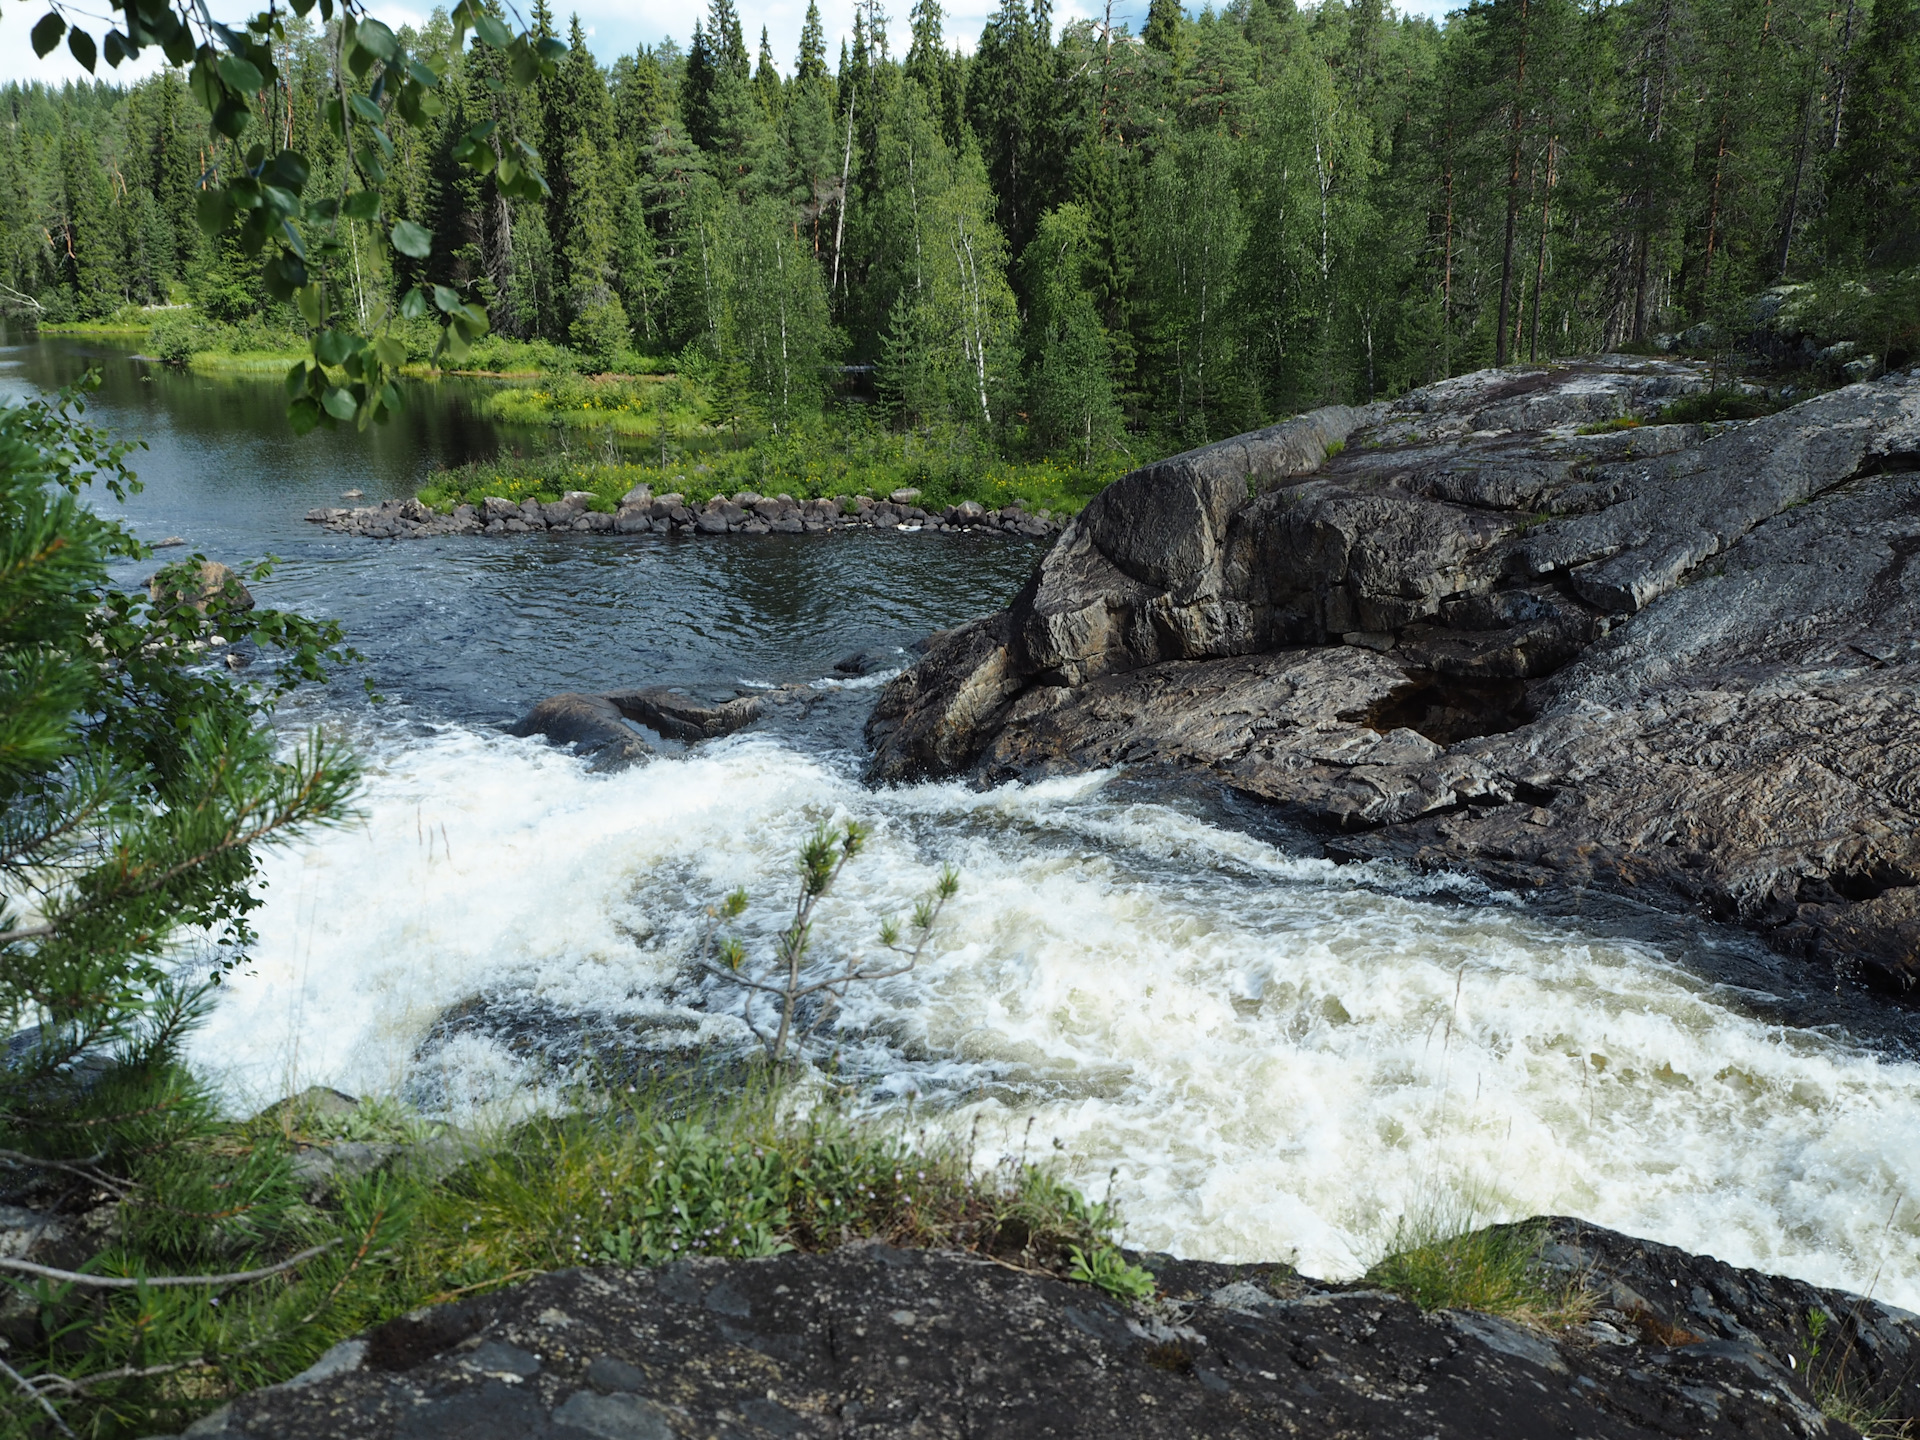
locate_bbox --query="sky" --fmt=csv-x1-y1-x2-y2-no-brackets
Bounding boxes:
0,0,1459,89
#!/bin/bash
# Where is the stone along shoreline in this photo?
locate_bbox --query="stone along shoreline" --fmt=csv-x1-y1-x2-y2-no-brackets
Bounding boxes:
305,486,1067,541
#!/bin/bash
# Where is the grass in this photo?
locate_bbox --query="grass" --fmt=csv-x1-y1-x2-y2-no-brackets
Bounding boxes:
6,1073,1154,1437
1654,388,1790,424
1805,1305,1918,1438
1575,416,1644,434
418,420,1136,519
1363,1197,1592,1329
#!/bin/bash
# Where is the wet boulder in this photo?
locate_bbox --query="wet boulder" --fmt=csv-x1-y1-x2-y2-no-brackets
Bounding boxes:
506,693,653,772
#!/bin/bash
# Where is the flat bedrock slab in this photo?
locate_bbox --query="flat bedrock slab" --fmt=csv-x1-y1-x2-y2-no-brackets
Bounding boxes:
866,359,1920,996
155,1219,1917,1439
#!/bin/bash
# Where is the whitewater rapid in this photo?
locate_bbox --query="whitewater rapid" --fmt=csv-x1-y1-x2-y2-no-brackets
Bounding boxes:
191,720,1920,1309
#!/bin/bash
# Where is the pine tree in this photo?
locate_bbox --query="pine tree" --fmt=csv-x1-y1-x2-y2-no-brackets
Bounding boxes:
1139,127,1250,443
55,127,117,318
1828,0,1920,268
563,131,631,365
1021,202,1122,461
611,50,672,151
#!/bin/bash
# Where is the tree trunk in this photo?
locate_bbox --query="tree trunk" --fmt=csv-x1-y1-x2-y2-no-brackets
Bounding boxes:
1495,0,1531,369
1530,133,1556,361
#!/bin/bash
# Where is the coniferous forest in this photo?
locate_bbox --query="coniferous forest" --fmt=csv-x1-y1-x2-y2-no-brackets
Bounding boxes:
3,0,1917,458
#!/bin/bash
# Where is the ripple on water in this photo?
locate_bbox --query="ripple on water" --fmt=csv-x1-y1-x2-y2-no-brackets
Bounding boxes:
189,720,1920,1310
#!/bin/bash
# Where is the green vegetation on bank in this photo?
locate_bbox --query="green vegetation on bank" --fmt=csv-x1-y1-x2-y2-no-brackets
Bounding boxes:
418,422,1130,517
6,1074,1151,1437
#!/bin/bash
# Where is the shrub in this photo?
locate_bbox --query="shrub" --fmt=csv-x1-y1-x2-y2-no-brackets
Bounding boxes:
1655,389,1788,425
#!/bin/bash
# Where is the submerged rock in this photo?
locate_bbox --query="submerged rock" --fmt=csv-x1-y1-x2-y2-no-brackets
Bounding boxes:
867,360,1920,997
156,1219,1918,1439
506,694,655,772
506,685,788,769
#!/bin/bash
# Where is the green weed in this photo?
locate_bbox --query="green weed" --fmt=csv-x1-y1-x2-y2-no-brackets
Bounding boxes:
1364,1202,1590,1327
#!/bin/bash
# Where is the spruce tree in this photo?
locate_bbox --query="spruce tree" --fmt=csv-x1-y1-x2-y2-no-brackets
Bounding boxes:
755,28,785,119
797,1,831,83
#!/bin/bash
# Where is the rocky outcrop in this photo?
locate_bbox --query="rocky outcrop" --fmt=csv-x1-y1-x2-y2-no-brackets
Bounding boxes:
507,685,815,770
867,360,1920,994
155,1219,1918,1439
305,487,1065,541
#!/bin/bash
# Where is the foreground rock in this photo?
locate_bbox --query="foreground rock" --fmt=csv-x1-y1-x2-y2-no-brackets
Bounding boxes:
306,487,1064,541
161,1219,1916,1439
868,360,1920,996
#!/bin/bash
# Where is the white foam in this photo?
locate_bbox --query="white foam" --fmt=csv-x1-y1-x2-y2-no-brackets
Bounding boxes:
193,722,1920,1308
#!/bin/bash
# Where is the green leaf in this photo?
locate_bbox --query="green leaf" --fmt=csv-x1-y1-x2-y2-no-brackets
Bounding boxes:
342,190,381,221
389,219,431,259
399,287,430,321
373,336,407,368
217,54,263,92
67,26,97,71
431,285,463,314
195,188,230,237
270,151,310,191
30,12,66,58
295,284,323,326
355,17,398,58
348,92,384,124
284,361,309,398
473,14,511,47
321,387,359,421
102,29,130,66
314,330,350,366
288,395,323,434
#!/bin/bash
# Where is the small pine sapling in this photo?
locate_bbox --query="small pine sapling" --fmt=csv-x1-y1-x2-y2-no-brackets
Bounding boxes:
700,822,959,1064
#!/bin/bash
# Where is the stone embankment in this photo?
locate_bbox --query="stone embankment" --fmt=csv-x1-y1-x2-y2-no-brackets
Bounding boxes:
305,487,1064,541
867,359,1920,996
154,1218,1920,1439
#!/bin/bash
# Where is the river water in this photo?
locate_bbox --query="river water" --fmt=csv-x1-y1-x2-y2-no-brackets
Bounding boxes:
9,334,1920,1305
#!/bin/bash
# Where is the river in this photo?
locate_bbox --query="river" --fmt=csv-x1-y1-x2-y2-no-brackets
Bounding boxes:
8,332,1918,1306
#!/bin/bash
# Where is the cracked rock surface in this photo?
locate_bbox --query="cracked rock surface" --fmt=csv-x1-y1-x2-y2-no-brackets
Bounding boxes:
865,359,1920,996
152,1220,1916,1439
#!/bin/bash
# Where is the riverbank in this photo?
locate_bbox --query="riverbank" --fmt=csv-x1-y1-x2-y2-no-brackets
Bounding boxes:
307,487,1066,541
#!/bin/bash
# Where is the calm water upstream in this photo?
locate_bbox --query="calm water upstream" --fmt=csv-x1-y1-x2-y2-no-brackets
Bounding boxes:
8,333,1919,1305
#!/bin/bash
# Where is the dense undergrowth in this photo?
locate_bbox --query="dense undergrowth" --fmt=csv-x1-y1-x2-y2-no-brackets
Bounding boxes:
2,1074,1155,1437
418,425,1129,518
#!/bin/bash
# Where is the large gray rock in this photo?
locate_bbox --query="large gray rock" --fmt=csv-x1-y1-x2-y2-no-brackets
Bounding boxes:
867,361,1920,994
148,1219,1920,1440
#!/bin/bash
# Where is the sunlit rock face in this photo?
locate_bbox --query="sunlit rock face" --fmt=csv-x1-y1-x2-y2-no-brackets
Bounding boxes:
867,361,1920,993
